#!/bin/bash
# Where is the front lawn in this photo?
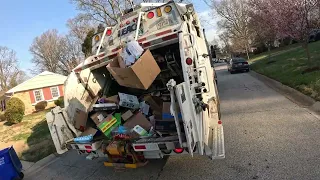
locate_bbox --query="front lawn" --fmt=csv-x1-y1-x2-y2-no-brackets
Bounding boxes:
250,41,320,101
0,109,56,162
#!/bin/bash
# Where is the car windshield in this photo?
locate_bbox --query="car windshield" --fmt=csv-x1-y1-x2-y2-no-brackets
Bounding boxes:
232,58,246,63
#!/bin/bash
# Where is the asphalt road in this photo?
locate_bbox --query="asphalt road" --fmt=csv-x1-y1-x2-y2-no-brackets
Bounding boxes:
26,64,320,180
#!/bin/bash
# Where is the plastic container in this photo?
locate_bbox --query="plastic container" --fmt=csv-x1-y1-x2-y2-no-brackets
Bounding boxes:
0,147,24,180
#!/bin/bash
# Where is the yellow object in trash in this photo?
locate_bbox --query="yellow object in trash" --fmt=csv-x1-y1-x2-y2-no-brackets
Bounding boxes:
106,141,125,156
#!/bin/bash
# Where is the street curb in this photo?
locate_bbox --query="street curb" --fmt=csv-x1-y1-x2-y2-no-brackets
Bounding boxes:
250,71,320,114
24,153,60,178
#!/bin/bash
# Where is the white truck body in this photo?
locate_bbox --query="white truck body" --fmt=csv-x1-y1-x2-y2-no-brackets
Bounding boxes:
46,2,224,160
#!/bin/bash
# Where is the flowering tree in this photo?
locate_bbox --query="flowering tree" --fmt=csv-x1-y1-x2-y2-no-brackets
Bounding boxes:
251,0,320,62
212,0,253,59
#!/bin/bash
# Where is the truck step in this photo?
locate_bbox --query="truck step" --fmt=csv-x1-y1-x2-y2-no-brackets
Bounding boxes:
211,125,225,159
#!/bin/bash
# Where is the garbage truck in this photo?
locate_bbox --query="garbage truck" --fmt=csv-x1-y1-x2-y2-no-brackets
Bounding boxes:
46,1,225,168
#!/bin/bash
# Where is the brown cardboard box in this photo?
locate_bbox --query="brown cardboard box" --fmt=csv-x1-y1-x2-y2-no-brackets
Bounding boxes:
123,112,152,131
105,95,119,104
81,127,98,136
106,49,161,90
121,110,134,121
90,111,109,125
74,108,88,131
144,95,162,114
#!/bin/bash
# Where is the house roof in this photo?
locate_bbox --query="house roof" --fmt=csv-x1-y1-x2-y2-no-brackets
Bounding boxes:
6,71,67,94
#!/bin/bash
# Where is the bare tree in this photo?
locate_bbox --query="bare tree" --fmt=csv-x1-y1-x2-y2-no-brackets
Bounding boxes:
70,0,188,26
212,0,252,59
0,46,26,91
67,13,97,42
70,0,133,26
29,30,83,75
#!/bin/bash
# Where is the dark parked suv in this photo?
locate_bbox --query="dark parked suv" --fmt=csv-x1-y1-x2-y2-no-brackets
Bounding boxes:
227,58,249,73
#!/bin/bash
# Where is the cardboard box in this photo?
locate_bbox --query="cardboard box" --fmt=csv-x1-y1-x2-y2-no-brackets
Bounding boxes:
105,95,119,104
74,109,88,131
144,95,162,114
107,49,161,90
124,112,152,131
97,113,121,137
121,110,134,121
90,111,108,125
118,93,140,109
81,127,98,136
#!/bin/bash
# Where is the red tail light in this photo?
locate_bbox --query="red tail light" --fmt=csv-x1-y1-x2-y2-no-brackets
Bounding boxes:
126,20,130,25
85,145,92,150
134,145,146,150
186,58,193,65
86,150,91,153
218,120,222,124
106,29,112,36
147,12,155,19
174,148,184,153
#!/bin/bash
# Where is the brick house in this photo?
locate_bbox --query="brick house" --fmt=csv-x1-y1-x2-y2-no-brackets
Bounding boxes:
0,71,67,114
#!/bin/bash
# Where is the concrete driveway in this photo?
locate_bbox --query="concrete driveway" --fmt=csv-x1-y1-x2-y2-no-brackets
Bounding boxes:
26,64,320,180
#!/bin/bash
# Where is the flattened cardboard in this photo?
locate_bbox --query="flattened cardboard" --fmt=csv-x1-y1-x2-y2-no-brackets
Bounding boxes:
121,110,133,121
144,95,162,114
74,108,88,131
81,127,98,136
105,95,119,104
123,112,152,131
90,111,108,125
107,49,161,90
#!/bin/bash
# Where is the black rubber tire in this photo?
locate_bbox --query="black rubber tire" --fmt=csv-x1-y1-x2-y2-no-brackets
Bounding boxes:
19,172,24,179
246,69,250,72
13,172,24,180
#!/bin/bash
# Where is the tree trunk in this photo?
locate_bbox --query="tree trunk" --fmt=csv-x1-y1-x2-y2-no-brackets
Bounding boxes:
245,45,250,60
303,41,311,63
267,42,271,61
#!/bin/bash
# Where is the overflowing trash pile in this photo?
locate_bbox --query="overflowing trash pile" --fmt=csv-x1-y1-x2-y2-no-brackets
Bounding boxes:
67,39,182,163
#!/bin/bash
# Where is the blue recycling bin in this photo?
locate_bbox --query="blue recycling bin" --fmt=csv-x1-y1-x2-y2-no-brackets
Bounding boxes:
0,147,23,180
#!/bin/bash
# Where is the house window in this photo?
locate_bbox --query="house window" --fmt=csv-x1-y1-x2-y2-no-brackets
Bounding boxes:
34,89,44,102
50,87,60,98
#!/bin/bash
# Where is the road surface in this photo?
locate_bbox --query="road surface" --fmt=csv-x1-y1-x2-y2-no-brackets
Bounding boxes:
26,64,320,180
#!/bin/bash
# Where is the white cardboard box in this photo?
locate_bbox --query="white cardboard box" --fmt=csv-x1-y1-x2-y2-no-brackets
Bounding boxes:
118,93,140,109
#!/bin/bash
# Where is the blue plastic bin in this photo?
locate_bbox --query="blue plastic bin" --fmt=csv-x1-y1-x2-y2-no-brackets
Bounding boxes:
0,147,23,180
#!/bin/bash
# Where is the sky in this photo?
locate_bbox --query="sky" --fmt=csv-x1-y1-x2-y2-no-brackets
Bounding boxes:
0,0,217,75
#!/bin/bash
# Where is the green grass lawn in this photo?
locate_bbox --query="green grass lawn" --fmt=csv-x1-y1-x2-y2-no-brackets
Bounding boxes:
250,41,320,101
0,109,56,162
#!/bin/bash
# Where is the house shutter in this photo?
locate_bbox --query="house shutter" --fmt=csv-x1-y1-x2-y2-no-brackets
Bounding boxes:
29,91,35,104
58,85,64,96
43,87,52,100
